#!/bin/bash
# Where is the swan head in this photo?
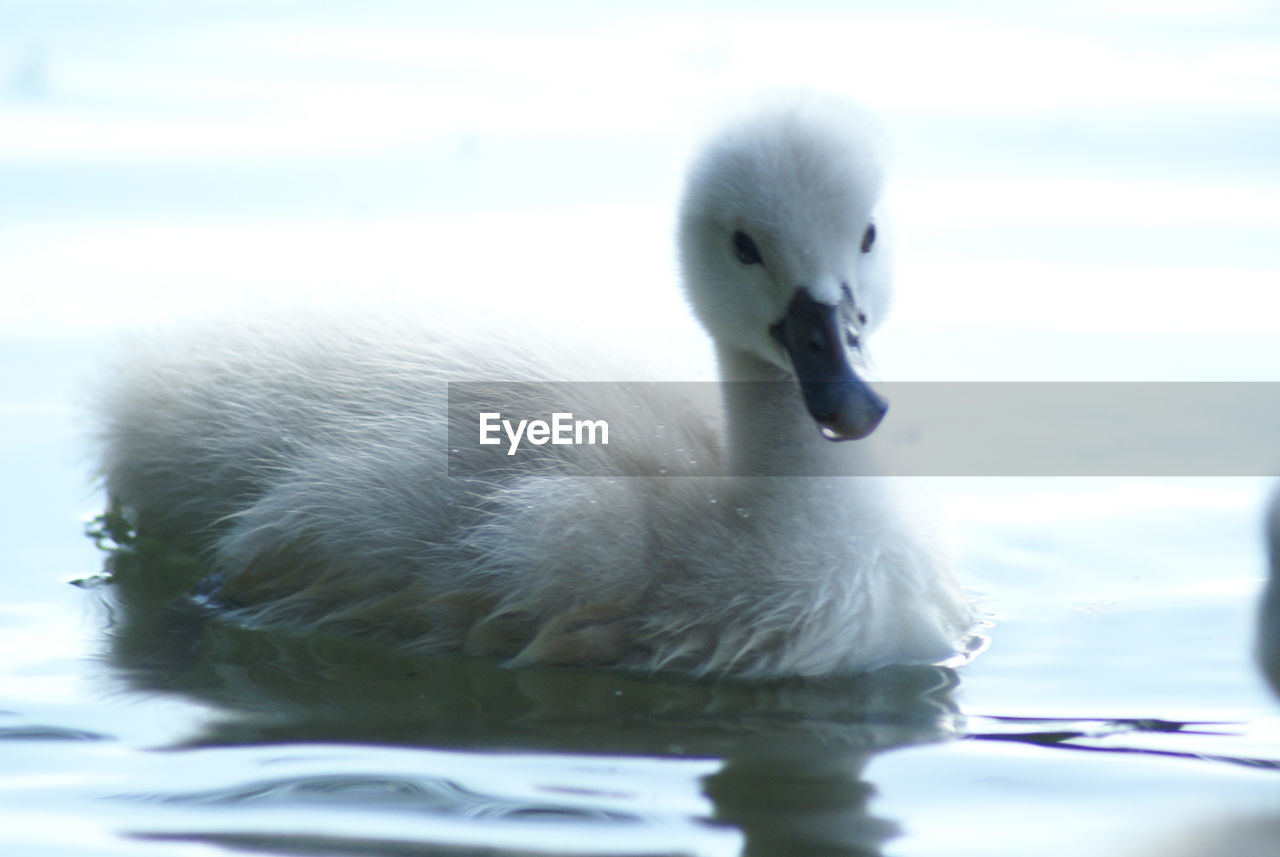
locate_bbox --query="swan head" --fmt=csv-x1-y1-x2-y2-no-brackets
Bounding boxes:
678,96,892,441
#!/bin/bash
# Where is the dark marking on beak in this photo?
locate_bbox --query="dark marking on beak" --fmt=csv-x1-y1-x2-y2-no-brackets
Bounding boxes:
769,288,887,441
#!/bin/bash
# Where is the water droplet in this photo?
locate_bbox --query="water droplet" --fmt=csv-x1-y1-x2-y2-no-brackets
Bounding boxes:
735,507,751,519
707,493,718,504
819,426,840,440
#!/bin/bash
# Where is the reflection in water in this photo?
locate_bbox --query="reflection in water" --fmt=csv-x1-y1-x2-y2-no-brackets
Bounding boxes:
706,756,899,857
83,532,965,856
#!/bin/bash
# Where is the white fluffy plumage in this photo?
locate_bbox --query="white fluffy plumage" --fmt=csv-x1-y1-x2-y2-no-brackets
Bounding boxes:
93,95,976,678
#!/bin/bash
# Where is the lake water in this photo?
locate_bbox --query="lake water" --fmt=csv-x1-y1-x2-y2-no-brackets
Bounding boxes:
4,3,1280,855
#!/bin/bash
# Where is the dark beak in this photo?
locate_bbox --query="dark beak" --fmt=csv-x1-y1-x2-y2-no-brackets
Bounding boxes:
768,288,887,441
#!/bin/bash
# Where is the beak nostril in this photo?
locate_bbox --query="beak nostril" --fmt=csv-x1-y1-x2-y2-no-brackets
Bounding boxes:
857,311,867,326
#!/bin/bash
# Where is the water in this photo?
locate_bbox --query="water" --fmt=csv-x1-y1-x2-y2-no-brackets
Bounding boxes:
4,2,1280,855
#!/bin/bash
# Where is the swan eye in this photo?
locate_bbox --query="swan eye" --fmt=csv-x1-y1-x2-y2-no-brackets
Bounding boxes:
860,222,876,253
732,231,763,266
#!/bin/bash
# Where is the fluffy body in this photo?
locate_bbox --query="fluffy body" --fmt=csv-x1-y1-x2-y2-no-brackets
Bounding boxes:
94,95,975,678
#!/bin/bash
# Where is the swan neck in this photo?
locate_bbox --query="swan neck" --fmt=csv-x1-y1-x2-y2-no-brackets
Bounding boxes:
716,345,875,477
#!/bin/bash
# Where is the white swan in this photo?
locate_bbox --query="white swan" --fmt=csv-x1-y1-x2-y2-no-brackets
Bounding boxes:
94,95,976,678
